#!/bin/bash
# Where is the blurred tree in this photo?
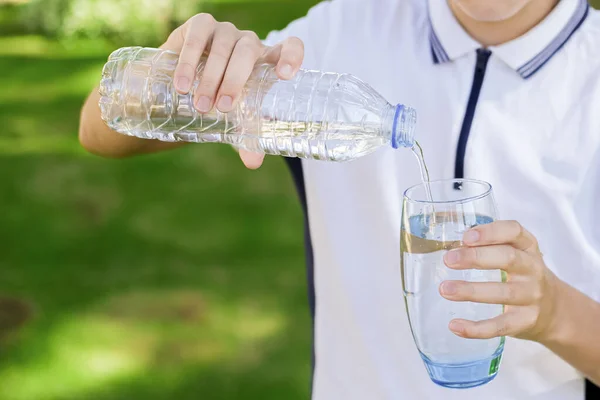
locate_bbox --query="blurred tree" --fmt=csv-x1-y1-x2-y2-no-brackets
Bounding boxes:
18,0,321,46
21,0,198,45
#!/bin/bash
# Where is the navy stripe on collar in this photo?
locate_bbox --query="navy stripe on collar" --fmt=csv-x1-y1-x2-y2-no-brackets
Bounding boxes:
517,0,589,79
430,25,449,64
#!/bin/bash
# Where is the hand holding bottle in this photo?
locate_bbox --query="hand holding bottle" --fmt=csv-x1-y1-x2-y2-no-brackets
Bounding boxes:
161,13,305,169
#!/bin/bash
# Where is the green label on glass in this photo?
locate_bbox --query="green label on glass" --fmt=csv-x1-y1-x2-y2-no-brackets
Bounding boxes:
488,354,502,375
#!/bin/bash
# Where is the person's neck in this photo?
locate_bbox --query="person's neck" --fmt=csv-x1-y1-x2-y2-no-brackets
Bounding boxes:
449,0,559,47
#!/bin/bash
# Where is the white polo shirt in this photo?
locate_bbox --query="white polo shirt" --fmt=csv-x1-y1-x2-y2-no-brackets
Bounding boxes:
264,0,600,399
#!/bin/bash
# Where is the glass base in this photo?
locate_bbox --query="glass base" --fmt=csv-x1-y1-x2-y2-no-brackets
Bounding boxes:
420,348,503,389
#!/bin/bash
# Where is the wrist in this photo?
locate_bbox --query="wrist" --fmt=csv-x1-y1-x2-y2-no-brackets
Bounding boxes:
537,277,574,347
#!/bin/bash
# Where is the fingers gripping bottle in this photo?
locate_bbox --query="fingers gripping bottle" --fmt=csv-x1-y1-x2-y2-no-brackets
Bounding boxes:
99,46,417,162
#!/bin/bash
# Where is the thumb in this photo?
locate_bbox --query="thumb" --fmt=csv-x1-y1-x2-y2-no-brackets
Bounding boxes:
260,44,282,65
260,37,304,80
239,149,265,169
160,25,185,52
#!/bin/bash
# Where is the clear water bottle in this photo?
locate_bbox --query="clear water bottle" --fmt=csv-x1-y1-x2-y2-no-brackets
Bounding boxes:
99,46,417,162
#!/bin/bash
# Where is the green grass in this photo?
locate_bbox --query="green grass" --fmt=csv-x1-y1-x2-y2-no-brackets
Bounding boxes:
0,34,310,400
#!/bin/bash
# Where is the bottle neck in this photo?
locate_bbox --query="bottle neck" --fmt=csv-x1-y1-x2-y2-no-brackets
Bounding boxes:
383,104,417,149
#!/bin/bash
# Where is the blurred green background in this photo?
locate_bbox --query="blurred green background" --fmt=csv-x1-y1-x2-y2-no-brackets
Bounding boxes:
1,1,599,399
0,1,321,399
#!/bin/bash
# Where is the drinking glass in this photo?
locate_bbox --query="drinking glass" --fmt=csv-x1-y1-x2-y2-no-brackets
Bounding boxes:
401,178,505,389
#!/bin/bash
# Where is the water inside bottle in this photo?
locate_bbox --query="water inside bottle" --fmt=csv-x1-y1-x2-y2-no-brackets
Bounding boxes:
243,120,388,162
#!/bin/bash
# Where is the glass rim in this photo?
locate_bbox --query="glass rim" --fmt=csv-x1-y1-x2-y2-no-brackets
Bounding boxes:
403,178,493,205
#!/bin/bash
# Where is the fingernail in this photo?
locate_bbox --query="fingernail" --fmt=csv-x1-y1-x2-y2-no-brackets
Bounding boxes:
176,77,190,92
464,230,480,244
195,96,211,113
441,282,457,295
449,320,464,334
279,64,293,78
217,96,233,112
444,249,460,266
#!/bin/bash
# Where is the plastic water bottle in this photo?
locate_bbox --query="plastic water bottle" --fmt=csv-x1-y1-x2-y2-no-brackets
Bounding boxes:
99,46,417,162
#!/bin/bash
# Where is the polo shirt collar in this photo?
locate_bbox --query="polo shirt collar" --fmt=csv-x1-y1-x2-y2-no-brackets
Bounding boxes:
428,0,590,79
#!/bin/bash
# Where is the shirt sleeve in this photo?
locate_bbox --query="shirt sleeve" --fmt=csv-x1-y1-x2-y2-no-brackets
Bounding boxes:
261,0,348,70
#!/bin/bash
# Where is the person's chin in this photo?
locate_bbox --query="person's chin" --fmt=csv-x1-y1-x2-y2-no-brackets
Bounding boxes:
450,0,530,22
465,12,520,23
